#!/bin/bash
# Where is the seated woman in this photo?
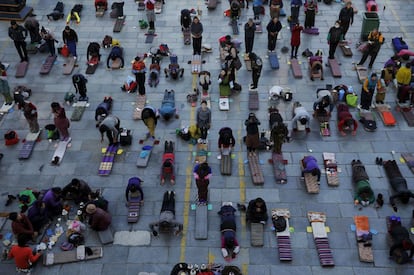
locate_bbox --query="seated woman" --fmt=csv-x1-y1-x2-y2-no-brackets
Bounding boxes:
62,178,92,204
42,187,62,218
383,160,414,212
17,189,37,212
337,103,357,136
246,197,268,224
85,204,112,231
149,191,183,236
27,200,49,234
351,160,375,206
161,141,175,185
125,177,144,204
218,202,240,260
159,90,176,121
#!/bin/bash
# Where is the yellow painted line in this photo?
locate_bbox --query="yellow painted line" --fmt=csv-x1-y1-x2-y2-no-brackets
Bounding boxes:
208,252,215,265
179,74,197,262
242,263,248,275
238,124,246,236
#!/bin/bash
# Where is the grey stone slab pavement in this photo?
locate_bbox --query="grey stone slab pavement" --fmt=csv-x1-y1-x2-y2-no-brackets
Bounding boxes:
1,0,414,274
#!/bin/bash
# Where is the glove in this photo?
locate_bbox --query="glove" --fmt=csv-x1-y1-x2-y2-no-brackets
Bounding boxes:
305,128,310,133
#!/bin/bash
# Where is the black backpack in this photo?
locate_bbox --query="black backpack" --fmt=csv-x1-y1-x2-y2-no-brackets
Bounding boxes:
273,216,287,232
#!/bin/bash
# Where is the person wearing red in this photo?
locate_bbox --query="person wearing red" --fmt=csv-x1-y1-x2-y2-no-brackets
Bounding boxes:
9,212,37,240
161,141,175,185
290,22,303,59
51,102,70,141
337,103,357,136
8,235,42,272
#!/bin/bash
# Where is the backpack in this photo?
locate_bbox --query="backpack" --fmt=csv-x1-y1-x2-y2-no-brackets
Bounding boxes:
273,216,287,232
4,130,19,146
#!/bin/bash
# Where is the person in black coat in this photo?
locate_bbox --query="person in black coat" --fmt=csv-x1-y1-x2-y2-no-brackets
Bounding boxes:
8,21,28,62
246,197,268,224
338,1,354,39
389,222,414,263
249,52,263,90
244,18,256,54
327,20,343,59
266,17,282,52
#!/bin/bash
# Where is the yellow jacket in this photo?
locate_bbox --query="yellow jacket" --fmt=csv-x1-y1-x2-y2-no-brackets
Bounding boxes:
396,66,412,85
66,11,80,24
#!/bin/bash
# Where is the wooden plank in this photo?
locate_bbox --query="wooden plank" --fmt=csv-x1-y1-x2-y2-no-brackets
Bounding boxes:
248,91,259,110
133,94,146,120
63,57,76,75
98,227,114,244
354,216,374,263
327,58,341,77
322,152,339,187
271,153,287,184
15,61,28,78
248,153,264,185
195,204,208,240
113,16,126,33
290,58,302,78
250,222,264,247
40,55,57,75
220,147,232,175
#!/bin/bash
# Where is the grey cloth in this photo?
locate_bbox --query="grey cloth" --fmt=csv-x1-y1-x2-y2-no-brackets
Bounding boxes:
190,22,203,37
100,115,120,138
146,10,155,22
291,106,310,129
196,107,211,128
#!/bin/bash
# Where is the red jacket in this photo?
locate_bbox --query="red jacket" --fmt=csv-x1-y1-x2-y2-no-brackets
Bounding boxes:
8,245,41,269
338,110,357,132
12,214,34,236
290,25,303,46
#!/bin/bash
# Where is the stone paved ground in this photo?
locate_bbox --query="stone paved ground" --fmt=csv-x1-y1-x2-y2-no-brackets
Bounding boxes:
0,0,414,274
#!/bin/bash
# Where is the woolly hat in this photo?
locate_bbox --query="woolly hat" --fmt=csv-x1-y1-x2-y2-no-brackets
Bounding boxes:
85,204,97,214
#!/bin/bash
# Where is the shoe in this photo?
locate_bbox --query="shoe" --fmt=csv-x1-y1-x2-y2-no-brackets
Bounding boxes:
310,77,314,81
379,158,383,165
375,157,380,165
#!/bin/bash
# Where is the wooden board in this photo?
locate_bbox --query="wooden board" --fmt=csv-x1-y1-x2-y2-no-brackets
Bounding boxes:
98,143,119,175
128,201,141,223
327,58,342,77
290,58,302,78
248,153,264,185
301,160,320,193
401,109,414,127
113,16,126,33
145,33,156,44
220,147,232,175
70,101,88,121
401,153,414,174
250,222,264,247
133,94,146,120
195,143,208,164
98,227,114,244
339,41,353,57
18,131,41,159
43,246,103,266
308,211,334,267
354,216,374,263
136,146,153,167
269,52,279,70
40,55,57,75
272,209,292,261
15,61,28,78
317,115,330,136
51,138,72,165
355,64,367,84
322,152,339,187
63,57,76,75
376,104,396,126
86,56,99,75
191,55,202,74
195,204,208,240
248,91,259,110
272,153,287,184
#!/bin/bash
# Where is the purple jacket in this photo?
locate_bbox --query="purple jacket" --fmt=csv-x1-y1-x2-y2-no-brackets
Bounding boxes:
303,156,319,172
42,190,61,209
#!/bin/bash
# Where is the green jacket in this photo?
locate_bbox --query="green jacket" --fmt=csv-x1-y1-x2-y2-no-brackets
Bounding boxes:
354,180,375,204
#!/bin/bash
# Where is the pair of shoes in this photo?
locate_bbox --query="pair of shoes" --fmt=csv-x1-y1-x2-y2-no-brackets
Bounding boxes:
310,77,314,81
380,101,384,104
320,77,324,80
375,157,383,165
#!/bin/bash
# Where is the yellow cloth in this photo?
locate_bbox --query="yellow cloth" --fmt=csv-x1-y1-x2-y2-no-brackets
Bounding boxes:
66,12,80,24
396,67,412,85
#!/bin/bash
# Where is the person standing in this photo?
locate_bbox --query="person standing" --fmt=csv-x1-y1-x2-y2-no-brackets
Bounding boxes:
51,102,70,141
338,1,354,40
8,235,42,273
191,17,203,55
98,114,121,145
245,113,261,156
290,22,303,59
40,26,56,57
132,56,147,95
24,17,41,44
357,28,384,69
290,0,303,24
62,26,78,59
8,21,28,62
72,74,88,100
304,0,318,29
269,0,283,19
249,52,263,90
327,20,343,60
253,0,264,20
244,18,256,55
196,100,211,143
0,72,14,106
266,16,282,52
144,0,156,32
360,73,383,110
141,105,158,139
17,100,39,133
